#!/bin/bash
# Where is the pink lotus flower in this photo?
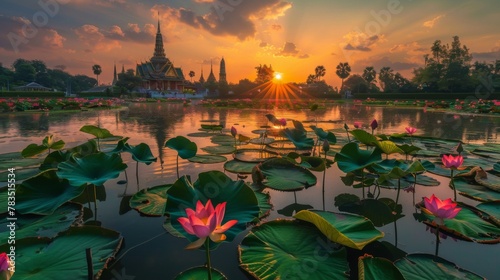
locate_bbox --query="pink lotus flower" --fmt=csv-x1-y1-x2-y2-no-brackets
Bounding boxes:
178,200,237,249
353,121,362,129
231,126,237,137
441,154,463,169
0,253,9,271
405,127,417,135
424,194,461,225
279,118,287,126
370,119,378,130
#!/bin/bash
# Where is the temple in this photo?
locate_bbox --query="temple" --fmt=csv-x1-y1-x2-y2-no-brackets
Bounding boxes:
136,15,185,92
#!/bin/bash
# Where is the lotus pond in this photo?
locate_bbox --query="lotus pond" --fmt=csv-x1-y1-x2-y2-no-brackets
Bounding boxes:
0,100,499,280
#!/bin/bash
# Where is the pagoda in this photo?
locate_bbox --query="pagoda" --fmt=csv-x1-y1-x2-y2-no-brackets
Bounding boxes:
136,15,185,92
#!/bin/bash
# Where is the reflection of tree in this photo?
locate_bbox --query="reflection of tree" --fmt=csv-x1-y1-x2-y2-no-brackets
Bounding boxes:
119,103,185,165
14,113,51,137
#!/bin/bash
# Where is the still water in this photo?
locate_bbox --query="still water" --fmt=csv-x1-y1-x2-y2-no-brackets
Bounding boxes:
0,101,499,279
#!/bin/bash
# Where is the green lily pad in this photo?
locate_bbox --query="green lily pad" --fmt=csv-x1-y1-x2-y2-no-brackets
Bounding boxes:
334,142,382,173
257,158,317,191
239,219,349,280
201,145,235,155
494,162,500,172
0,157,43,170
420,202,500,243
397,144,422,155
358,255,405,280
67,140,99,157
277,203,314,217
124,143,157,164
210,134,238,146
0,167,43,182
0,203,83,244
476,202,500,226
21,135,66,158
187,132,217,137
282,128,314,150
0,226,122,280
164,171,260,249
174,266,227,280
453,177,500,202
395,253,484,280
16,170,87,215
254,191,272,220
166,136,198,159
249,137,275,145
57,152,127,187
403,174,440,186
201,124,223,131
79,125,116,139
350,129,379,146
311,126,337,144
234,149,276,163
374,140,404,155
129,184,172,216
413,149,441,157
0,151,23,161
294,210,384,250
223,159,256,174
335,195,404,227
188,155,227,164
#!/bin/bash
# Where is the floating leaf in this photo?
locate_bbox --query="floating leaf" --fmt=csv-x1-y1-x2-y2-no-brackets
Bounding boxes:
374,140,404,155
129,184,171,216
165,171,260,249
165,136,198,159
174,266,227,280
395,253,484,280
16,170,87,215
294,210,384,250
453,177,500,202
403,174,440,186
0,226,122,280
311,126,337,144
334,142,382,173
277,203,314,217
188,155,227,164
258,158,317,191
57,152,127,186
350,129,379,146
358,255,405,280
201,145,235,155
0,167,42,182
223,159,256,174
336,196,404,227
0,203,82,244
233,149,276,163
21,135,66,158
239,219,348,280
397,144,422,155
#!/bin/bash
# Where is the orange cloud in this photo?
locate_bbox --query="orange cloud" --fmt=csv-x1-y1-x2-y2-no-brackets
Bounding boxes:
423,15,445,28
343,31,384,52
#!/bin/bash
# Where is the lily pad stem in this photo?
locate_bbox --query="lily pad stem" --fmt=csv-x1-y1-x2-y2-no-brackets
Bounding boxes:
176,155,179,179
205,239,213,280
435,226,440,256
450,169,456,201
322,152,327,211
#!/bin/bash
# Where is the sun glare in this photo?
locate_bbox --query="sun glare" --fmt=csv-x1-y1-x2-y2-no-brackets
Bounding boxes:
274,73,282,80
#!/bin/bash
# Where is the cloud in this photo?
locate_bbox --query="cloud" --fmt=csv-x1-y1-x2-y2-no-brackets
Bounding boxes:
342,32,382,52
153,0,292,40
423,15,445,28
276,42,309,59
75,24,122,52
0,15,67,52
471,50,500,62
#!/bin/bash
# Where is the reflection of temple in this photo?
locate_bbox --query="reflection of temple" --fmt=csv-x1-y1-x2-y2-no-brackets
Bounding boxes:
136,17,185,92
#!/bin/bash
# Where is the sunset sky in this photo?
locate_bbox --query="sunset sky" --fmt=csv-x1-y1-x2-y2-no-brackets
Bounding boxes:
1,0,499,87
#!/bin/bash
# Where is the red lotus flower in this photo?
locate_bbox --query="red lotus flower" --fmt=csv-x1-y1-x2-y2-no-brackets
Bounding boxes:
230,126,237,137
178,200,237,249
405,127,417,135
353,121,362,129
279,118,287,126
441,154,463,169
424,194,461,225
370,119,378,130
0,252,14,279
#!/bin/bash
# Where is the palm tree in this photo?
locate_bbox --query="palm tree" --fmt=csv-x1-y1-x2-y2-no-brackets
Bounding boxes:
362,66,376,92
306,74,316,84
92,64,102,86
314,65,326,82
335,62,351,93
379,66,394,92
189,70,195,82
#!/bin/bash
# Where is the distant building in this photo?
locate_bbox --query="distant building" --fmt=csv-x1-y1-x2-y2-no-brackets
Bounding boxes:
219,57,226,84
136,16,185,92
14,82,51,91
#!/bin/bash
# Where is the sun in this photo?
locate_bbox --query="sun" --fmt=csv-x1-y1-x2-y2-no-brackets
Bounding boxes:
274,72,283,80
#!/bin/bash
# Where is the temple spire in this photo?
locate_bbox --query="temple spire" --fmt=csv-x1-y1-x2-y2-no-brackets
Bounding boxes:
152,11,166,59
157,11,161,34
112,62,117,85
219,57,226,83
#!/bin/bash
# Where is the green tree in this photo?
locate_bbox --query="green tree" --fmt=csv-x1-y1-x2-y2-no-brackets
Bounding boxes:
335,62,351,93
92,64,102,86
362,66,376,92
116,69,142,92
379,67,397,92
344,74,369,94
14,63,36,84
306,74,316,84
314,65,326,82
255,64,274,84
